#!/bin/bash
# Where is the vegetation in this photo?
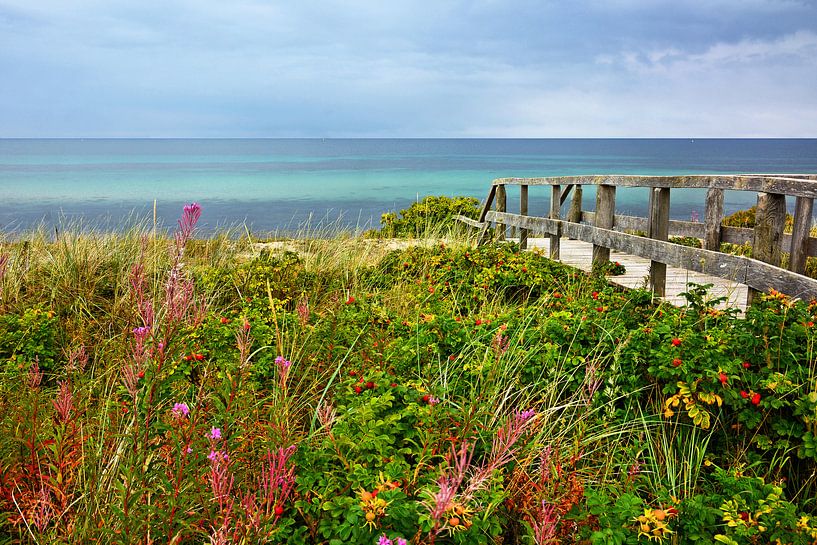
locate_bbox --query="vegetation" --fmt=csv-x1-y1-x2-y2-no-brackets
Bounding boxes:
0,203,816,544
377,196,480,238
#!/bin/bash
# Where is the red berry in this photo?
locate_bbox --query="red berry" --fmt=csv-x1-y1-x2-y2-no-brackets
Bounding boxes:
390,382,397,388
345,296,355,305
137,370,145,379
591,291,599,300
742,362,751,369
596,306,604,312
354,386,363,394
220,317,229,324
195,353,204,361
366,381,375,389
475,319,482,326
739,511,749,521
672,358,683,367
740,390,749,399
751,393,761,405
718,372,728,385
274,505,284,516
422,394,431,403
349,370,357,376
671,338,682,347
184,355,191,361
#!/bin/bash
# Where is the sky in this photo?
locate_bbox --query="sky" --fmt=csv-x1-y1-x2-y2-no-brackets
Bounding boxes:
1,0,816,138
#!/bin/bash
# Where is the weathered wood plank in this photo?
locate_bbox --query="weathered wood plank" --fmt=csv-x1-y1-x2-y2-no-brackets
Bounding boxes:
649,187,670,297
704,188,724,251
550,185,561,260
455,215,484,229
492,174,817,199
483,211,817,301
559,222,817,300
593,185,616,267
520,185,529,250
789,196,814,274
496,184,507,241
485,211,560,236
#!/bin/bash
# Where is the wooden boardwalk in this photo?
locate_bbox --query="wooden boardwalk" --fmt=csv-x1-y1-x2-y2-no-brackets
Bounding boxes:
522,237,750,311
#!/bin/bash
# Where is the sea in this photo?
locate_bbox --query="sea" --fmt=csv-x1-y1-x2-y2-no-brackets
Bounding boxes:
1,138,816,235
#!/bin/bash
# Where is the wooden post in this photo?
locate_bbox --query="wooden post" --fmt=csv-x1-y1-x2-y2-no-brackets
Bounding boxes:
649,187,670,297
477,185,497,245
703,188,724,251
550,184,561,260
520,185,529,249
748,192,786,305
592,185,616,267
789,196,813,275
496,184,506,241
567,185,582,224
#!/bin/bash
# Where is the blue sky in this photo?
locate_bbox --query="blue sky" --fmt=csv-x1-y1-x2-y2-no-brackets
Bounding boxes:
1,0,816,137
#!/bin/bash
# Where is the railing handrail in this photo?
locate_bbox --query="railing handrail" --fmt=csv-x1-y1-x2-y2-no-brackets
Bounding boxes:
461,173,817,305
492,174,817,198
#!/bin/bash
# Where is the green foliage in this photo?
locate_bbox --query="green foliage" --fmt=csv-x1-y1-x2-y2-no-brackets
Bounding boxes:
1,217,817,543
379,195,480,238
0,304,59,372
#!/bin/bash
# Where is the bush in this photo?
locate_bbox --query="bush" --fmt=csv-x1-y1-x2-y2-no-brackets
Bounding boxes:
379,196,480,238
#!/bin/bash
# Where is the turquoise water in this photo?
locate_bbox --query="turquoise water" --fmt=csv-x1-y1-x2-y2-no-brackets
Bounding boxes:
1,138,815,233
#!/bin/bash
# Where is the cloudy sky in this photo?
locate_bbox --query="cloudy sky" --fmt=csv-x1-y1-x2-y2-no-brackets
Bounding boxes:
1,0,816,137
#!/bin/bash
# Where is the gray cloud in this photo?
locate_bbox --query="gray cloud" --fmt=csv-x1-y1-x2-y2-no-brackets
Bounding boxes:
0,0,815,136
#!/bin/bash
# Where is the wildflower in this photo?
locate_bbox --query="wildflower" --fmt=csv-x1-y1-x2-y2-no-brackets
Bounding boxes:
718,372,728,386
378,536,393,545
296,298,309,324
345,295,356,305
209,427,222,440
671,338,682,347
275,355,292,370
172,402,190,418
751,393,761,405
428,396,441,405
742,361,751,369
27,359,43,390
515,408,536,422
52,381,73,423
208,450,219,461
591,291,599,299
672,358,682,367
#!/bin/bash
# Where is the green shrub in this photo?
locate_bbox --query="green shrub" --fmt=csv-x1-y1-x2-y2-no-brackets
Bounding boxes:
379,195,480,238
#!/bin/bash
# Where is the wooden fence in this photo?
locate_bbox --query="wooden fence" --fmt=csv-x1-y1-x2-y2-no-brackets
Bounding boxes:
457,174,817,304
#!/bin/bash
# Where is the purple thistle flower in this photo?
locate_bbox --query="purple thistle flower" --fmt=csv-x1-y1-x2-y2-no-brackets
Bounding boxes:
208,450,219,461
396,539,408,545
209,427,222,440
378,536,393,545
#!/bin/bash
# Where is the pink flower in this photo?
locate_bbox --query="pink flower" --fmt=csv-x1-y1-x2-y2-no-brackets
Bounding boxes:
275,356,292,370
209,427,222,440
172,402,190,418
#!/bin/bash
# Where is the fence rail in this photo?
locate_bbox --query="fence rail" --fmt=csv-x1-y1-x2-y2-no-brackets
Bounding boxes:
458,174,817,304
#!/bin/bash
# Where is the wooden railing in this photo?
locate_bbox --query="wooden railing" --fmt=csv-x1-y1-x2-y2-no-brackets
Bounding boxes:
458,174,817,303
